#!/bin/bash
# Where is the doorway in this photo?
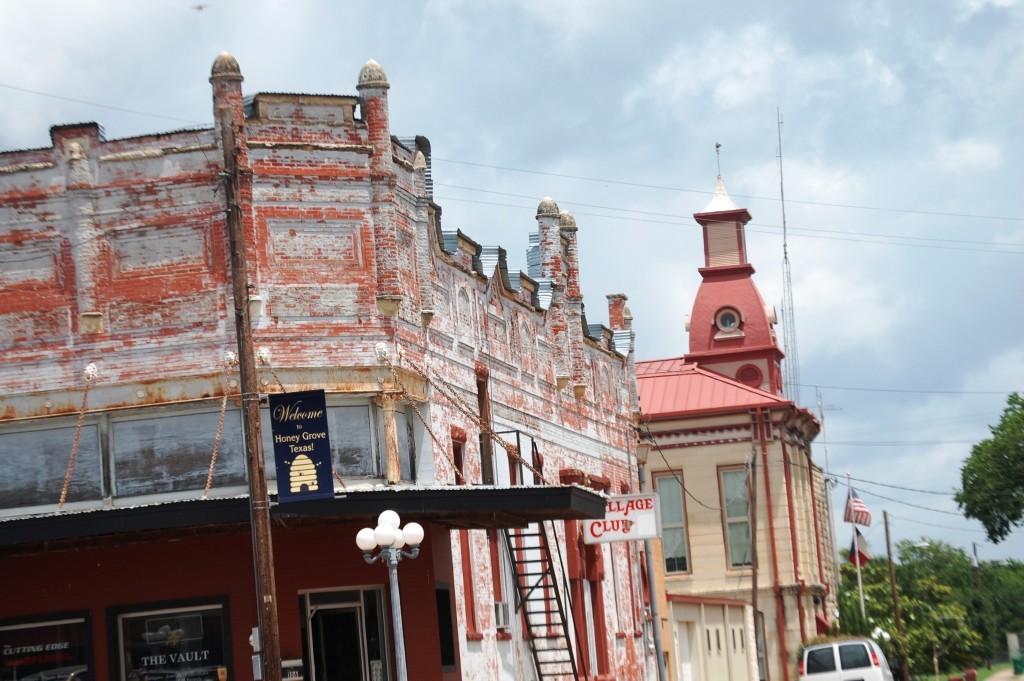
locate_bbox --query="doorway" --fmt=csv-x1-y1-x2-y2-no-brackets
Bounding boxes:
304,589,388,681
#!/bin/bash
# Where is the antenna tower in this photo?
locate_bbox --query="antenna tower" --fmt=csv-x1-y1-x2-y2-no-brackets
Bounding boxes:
777,109,801,402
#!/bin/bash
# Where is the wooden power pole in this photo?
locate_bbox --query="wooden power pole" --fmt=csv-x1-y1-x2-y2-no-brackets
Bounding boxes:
884,511,909,681
221,110,282,681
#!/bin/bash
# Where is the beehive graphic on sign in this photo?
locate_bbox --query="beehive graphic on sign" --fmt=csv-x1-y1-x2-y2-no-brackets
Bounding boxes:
289,454,319,493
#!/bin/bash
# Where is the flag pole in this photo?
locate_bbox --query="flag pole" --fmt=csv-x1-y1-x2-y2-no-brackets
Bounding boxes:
855,527,866,618
848,474,866,619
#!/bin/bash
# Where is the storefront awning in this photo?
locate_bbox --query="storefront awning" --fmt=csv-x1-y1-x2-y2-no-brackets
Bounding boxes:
275,484,606,528
0,484,606,550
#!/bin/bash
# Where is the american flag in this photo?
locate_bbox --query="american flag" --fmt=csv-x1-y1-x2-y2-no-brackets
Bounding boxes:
844,487,872,526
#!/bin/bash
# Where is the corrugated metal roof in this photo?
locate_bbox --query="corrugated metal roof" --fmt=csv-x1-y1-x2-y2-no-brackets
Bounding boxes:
637,358,788,417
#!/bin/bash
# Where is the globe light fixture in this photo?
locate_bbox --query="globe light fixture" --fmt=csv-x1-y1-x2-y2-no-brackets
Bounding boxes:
356,510,425,681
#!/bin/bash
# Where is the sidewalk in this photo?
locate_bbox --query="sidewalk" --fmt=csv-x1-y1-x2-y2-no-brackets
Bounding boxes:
986,668,1021,680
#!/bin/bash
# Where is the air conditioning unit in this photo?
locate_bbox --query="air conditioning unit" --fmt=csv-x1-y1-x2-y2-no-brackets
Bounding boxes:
494,601,512,629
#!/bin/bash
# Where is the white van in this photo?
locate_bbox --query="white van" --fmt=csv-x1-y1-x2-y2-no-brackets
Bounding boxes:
798,638,895,681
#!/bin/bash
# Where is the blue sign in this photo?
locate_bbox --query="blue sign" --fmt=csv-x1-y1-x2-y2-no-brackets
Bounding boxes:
268,389,334,503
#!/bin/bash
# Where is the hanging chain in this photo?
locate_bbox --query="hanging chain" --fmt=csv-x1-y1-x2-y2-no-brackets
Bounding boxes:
57,363,98,512
204,351,239,499
257,347,286,392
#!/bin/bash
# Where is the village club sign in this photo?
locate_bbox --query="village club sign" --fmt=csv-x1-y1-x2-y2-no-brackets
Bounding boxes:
583,493,662,545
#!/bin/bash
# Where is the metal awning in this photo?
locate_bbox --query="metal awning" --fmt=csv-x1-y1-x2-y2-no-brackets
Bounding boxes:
0,485,605,551
276,484,606,528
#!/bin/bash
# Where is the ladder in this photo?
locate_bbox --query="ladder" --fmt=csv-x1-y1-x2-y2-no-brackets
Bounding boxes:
501,521,579,680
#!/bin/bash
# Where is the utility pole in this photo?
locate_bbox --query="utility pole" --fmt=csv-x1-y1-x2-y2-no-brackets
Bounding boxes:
221,110,282,681
749,446,760,681
884,511,909,681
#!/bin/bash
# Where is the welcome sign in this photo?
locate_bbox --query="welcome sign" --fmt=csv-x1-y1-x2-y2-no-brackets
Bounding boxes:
268,389,334,503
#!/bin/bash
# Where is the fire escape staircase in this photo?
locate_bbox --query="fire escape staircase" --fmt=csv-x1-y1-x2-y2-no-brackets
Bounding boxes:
496,430,580,681
501,522,579,681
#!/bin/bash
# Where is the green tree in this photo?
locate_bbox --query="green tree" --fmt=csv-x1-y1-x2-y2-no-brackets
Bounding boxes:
896,540,985,671
837,538,985,676
980,559,1024,662
956,392,1024,543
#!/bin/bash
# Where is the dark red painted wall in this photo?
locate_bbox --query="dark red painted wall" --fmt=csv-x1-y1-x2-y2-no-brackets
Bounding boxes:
0,523,446,681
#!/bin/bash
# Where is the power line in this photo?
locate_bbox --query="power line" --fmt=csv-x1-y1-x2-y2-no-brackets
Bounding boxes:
434,194,1024,256
436,183,1024,250
433,157,1024,223
844,476,953,496
889,514,986,534
0,82,204,125
826,440,976,446
848,485,962,516
801,384,1016,395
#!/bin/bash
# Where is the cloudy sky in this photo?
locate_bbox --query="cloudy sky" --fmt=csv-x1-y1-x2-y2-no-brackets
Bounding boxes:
2,0,1022,561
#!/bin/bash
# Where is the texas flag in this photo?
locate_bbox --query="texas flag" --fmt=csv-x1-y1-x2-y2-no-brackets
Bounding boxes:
849,528,872,566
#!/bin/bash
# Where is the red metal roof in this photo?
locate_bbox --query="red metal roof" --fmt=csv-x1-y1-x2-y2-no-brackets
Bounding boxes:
637,358,790,419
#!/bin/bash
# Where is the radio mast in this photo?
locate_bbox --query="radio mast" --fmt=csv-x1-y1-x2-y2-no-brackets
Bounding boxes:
777,109,801,403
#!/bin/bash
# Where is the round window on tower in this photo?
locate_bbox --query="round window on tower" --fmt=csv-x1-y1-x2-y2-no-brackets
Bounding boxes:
715,307,741,333
736,364,763,388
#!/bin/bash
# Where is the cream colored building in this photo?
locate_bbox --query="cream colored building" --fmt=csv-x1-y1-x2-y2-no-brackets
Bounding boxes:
636,178,837,681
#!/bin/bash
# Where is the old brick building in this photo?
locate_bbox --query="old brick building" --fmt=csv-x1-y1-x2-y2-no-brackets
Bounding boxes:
0,54,651,681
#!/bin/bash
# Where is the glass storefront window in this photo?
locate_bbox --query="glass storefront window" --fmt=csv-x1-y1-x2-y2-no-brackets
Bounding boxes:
116,604,228,681
0,615,91,681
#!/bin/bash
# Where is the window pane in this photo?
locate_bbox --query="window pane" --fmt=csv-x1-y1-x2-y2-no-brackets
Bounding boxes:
839,643,871,669
722,470,748,517
0,425,102,508
113,412,245,496
663,528,688,573
118,606,227,681
0,617,90,679
397,408,413,481
262,405,376,481
807,647,836,673
330,406,375,477
657,477,683,524
727,521,752,567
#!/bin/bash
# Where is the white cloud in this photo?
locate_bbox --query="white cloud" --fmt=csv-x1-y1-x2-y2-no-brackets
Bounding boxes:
855,49,904,103
934,138,1003,173
623,24,909,120
959,0,1023,17
625,24,791,113
796,263,912,363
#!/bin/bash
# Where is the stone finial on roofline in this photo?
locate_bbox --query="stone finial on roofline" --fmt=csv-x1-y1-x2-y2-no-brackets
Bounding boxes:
357,59,390,90
537,196,559,217
210,51,242,81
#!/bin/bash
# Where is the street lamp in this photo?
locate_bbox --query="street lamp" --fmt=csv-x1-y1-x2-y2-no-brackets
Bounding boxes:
356,511,424,681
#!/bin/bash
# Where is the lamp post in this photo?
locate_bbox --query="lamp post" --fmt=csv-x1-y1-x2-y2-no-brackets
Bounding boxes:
356,511,424,681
